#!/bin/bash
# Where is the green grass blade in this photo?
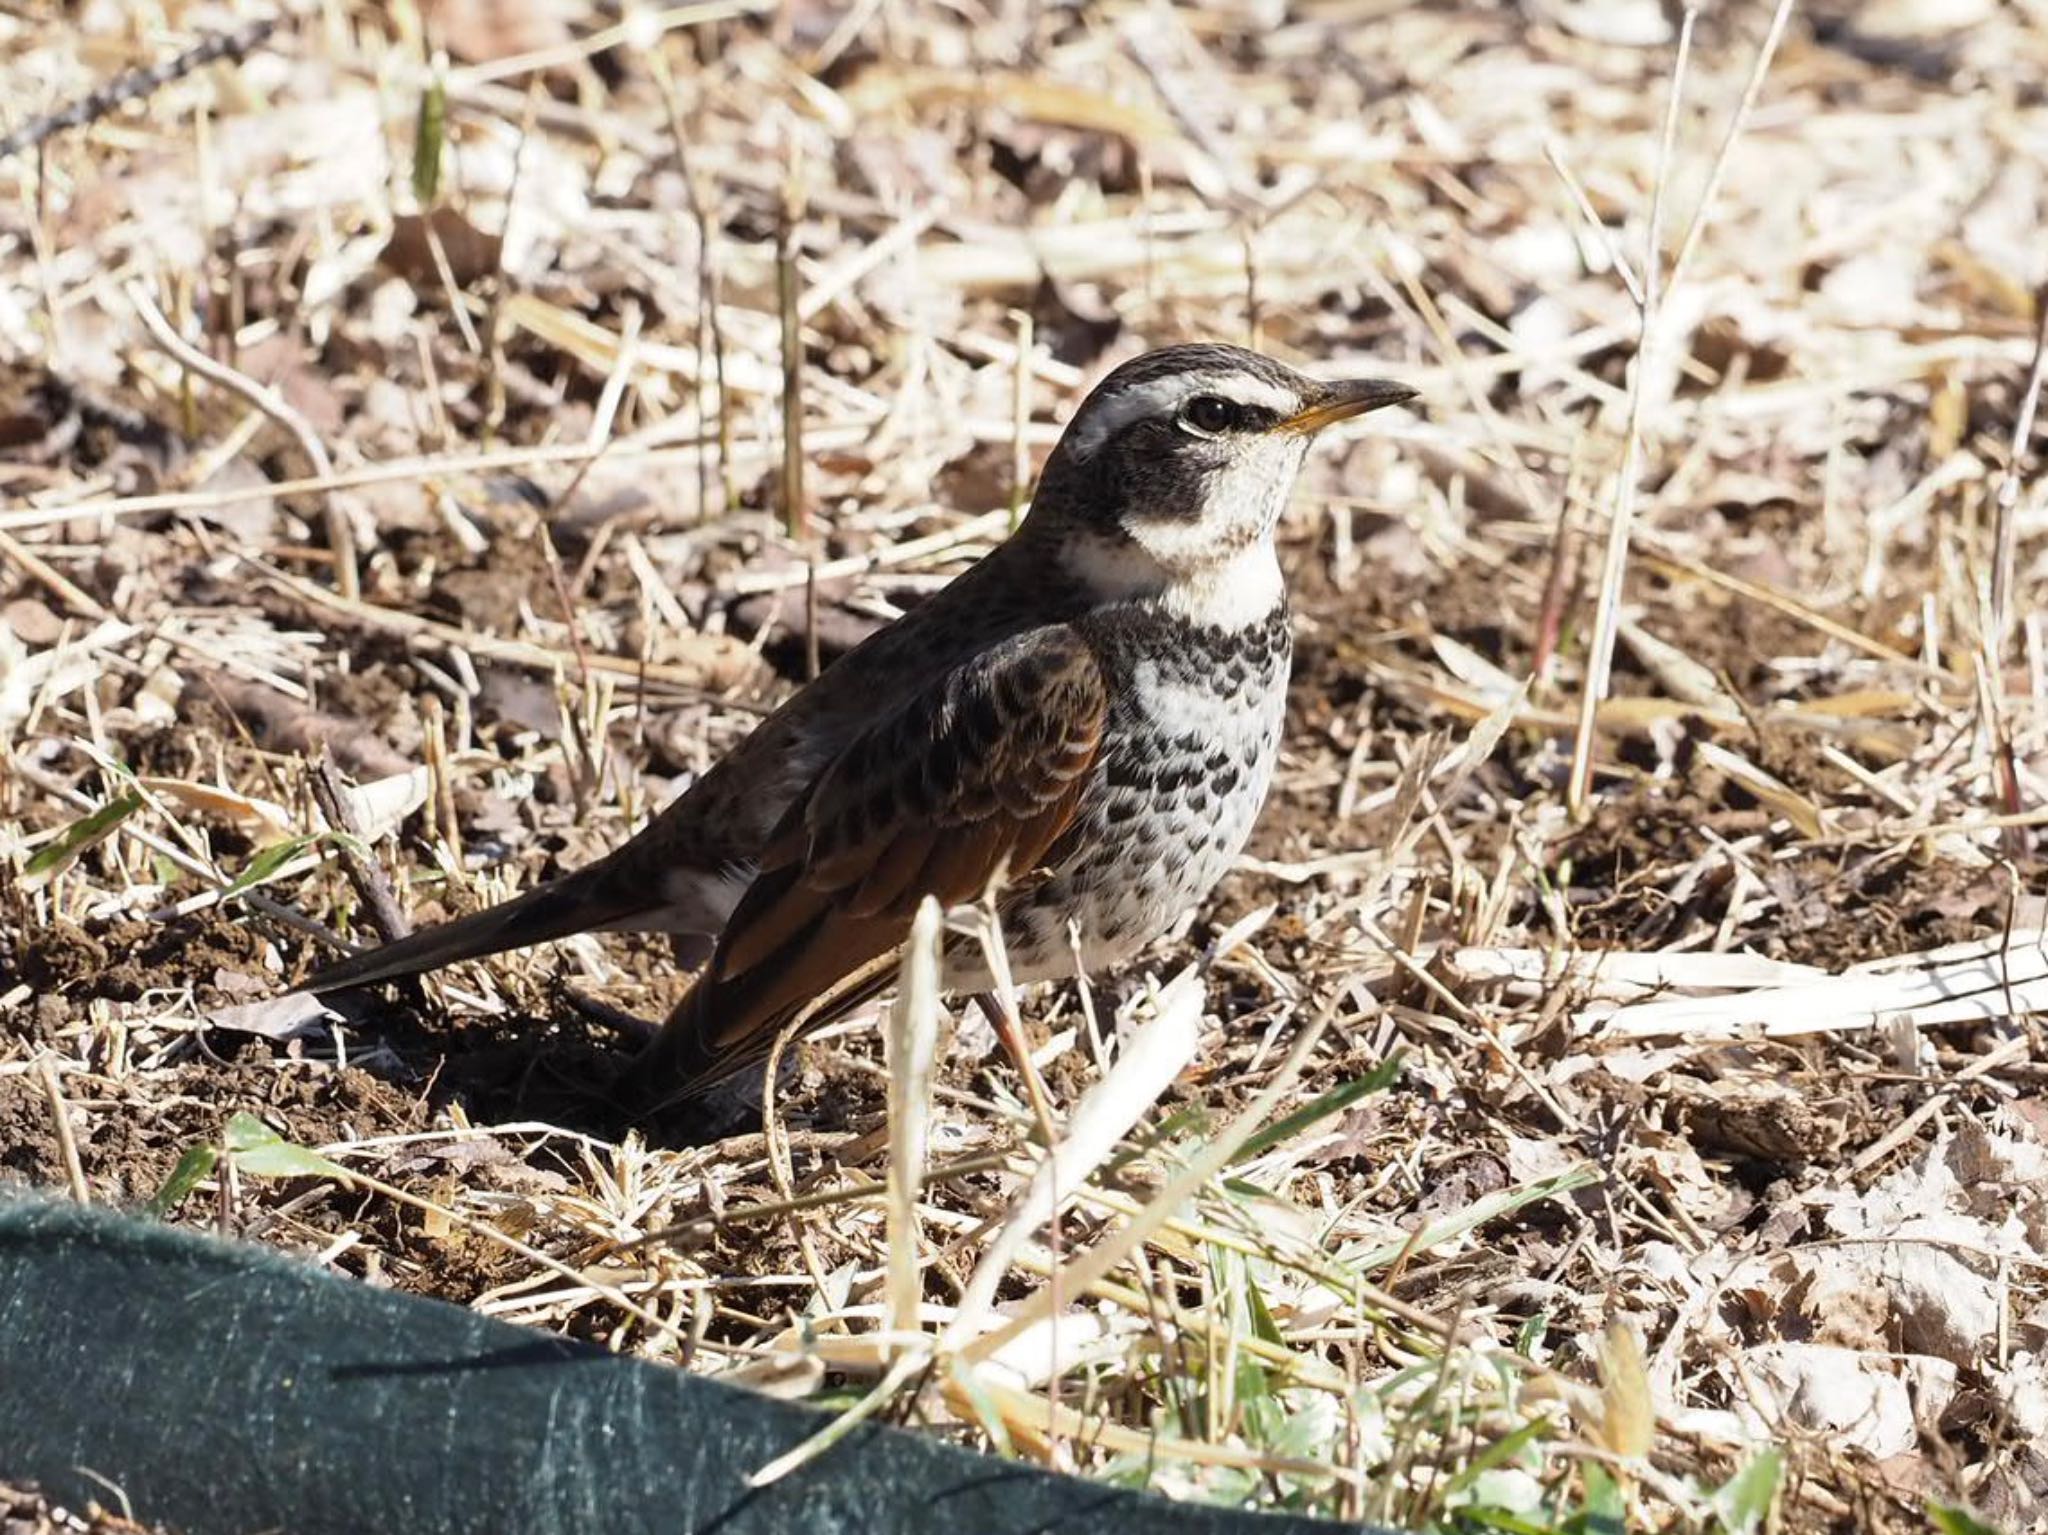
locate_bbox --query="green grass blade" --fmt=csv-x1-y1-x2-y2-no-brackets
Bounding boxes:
145,1142,220,1217
223,1112,350,1181
1714,1445,1782,1534
22,790,144,882
1231,1054,1403,1164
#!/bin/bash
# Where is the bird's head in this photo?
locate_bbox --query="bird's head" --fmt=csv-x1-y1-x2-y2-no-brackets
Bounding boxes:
1032,344,1414,614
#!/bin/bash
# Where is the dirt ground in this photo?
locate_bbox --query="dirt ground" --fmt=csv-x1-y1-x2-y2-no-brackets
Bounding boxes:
4,2,2047,1532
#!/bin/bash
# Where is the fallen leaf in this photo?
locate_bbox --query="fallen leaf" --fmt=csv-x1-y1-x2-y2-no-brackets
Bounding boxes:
138,776,297,844
206,991,336,1041
1740,1345,1957,1458
381,205,504,290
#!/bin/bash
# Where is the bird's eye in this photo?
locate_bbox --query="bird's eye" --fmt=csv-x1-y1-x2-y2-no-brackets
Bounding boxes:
1179,395,1240,436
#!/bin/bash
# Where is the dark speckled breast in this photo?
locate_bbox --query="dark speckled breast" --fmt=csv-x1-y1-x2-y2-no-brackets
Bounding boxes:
968,599,1292,984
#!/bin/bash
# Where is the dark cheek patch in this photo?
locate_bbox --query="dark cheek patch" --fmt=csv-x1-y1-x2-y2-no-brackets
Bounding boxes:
1108,436,1211,521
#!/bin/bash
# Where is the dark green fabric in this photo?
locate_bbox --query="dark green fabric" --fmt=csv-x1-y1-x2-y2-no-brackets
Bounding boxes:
0,1197,1381,1535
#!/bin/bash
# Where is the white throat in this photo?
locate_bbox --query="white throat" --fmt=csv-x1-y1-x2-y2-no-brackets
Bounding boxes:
1064,534,1284,632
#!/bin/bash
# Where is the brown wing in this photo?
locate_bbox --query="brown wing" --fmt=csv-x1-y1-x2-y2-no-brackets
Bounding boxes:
631,628,1107,1098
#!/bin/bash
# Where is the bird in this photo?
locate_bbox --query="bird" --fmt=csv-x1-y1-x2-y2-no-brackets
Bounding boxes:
303,343,1414,1111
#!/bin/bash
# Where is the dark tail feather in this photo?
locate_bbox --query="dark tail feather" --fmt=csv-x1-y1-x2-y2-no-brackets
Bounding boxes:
302,867,649,995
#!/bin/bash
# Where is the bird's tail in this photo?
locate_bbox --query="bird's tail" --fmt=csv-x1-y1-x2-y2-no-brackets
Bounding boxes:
302,864,653,995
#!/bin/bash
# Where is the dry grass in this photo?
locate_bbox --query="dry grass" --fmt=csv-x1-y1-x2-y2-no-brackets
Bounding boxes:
4,1,2047,1531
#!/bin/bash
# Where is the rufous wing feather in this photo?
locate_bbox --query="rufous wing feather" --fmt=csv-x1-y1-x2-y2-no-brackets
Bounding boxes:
630,627,1107,1099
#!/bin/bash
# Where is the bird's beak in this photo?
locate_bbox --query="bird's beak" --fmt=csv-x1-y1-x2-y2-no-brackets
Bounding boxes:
1276,378,1418,436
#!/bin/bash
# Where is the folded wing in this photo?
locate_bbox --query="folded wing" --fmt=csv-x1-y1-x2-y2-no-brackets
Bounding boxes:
635,626,1108,1096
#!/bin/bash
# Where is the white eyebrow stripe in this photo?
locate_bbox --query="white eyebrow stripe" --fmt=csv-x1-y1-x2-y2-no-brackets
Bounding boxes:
1064,369,1300,460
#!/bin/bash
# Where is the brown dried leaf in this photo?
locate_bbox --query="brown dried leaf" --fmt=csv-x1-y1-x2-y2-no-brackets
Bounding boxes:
381,206,505,291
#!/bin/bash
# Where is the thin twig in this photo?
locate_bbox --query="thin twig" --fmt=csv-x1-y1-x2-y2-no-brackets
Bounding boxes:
1541,141,1645,308
1009,308,1033,531
478,78,543,444
251,560,754,695
649,41,732,520
0,526,108,619
1665,0,1800,290
309,752,412,944
1988,290,2048,658
126,280,361,601
778,139,809,546
0,14,283,161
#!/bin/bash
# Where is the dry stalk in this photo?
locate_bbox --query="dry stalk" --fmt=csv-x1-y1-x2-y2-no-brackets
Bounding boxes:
1565,9,1696,818
478,79,543,443
649,39,732,520
885,898,944,1348
778,140,809,547
420,692,464,878
0,526,108,619
37,1058,90,1205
